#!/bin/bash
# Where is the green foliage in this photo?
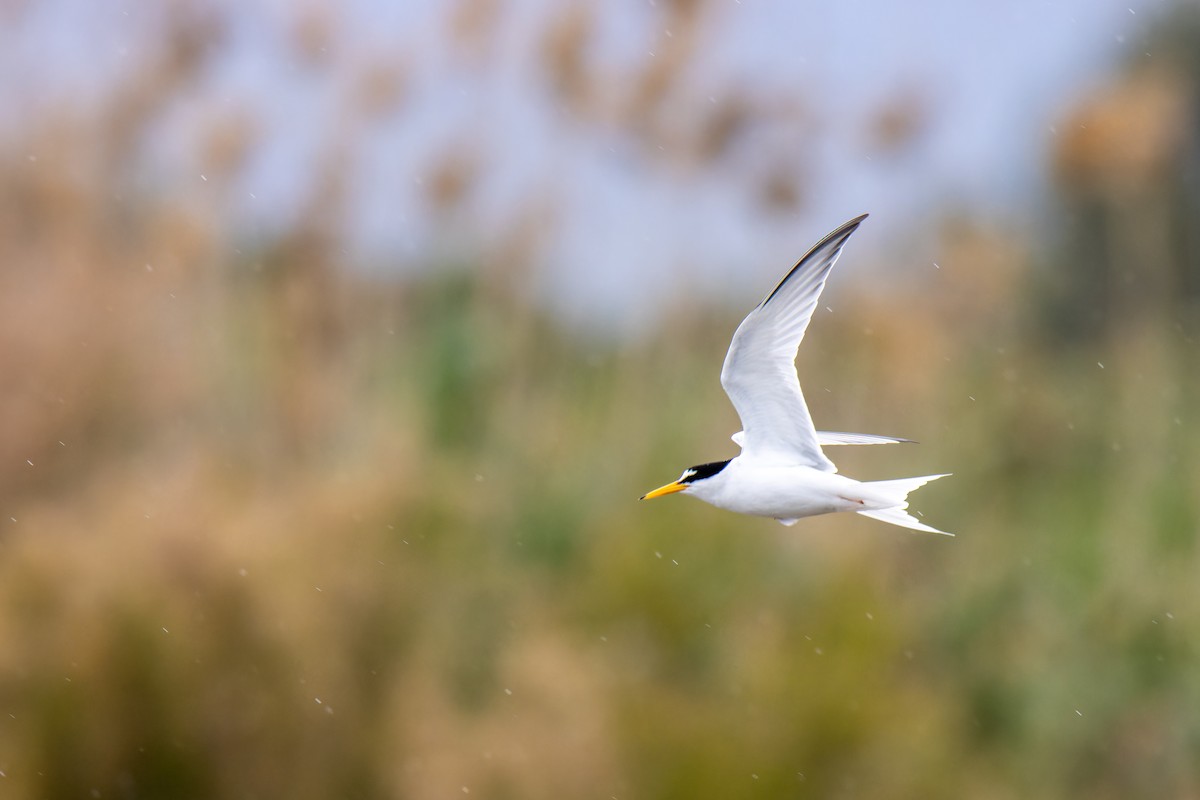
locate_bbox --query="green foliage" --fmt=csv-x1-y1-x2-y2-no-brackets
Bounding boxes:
2,257,1197,798
2,3,1200,795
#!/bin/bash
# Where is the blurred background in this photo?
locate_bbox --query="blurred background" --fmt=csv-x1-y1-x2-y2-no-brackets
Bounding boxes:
2,0,1199,797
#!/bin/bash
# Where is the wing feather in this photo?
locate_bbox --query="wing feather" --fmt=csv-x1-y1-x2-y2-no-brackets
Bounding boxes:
719,215,868,469
817,431,915,446
732,430,913,448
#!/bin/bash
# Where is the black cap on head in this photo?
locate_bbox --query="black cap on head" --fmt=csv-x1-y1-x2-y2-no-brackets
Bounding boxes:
681,459,731,483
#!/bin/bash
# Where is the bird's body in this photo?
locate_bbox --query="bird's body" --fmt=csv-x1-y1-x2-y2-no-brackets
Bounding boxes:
687,460,868,520
688,460,885,520
641,214,951,535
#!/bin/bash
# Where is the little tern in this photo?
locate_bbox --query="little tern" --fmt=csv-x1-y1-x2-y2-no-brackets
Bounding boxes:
641,215,951,535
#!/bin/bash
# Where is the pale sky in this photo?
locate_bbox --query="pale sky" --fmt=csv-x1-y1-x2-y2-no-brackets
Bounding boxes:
1,0,1173,329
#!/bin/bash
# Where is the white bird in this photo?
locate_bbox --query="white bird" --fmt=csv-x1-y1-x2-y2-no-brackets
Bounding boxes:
641,214,951,535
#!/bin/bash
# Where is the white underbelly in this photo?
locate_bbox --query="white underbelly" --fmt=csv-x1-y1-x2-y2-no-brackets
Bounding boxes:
703,463,867,520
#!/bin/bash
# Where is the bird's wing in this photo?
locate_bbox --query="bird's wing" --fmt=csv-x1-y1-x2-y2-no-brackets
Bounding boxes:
731,430,913,447
816,431,914,446
720,214,867,470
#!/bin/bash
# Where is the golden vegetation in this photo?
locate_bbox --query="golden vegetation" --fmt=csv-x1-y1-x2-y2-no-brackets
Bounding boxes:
0,3,1198,798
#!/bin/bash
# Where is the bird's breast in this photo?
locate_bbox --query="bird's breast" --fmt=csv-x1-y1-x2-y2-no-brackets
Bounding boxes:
698,462,863,519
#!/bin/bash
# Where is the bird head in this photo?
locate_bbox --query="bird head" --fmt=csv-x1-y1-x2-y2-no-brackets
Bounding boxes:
640,459,731,500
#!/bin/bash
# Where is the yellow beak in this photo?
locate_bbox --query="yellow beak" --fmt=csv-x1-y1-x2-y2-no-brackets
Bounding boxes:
640,480,687,500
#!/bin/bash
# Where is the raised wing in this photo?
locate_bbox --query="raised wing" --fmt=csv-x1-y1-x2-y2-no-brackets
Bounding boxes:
719,215,868,469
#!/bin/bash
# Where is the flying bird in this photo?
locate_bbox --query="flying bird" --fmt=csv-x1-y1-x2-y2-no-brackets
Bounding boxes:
641,214,951,535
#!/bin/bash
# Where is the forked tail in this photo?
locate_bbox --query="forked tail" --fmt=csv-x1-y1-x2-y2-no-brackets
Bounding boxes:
857,474,952,536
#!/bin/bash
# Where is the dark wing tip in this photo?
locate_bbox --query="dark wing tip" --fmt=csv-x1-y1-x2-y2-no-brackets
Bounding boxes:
817,213,870,243
760,213,870,308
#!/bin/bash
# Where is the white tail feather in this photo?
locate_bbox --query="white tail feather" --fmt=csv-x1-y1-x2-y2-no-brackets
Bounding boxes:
857,473,952,536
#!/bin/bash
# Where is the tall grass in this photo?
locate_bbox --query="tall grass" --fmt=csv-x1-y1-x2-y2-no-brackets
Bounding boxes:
2,237,1197,797
2,3,1199,798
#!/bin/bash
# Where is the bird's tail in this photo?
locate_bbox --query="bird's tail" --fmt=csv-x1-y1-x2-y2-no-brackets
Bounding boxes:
856,474,952,536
